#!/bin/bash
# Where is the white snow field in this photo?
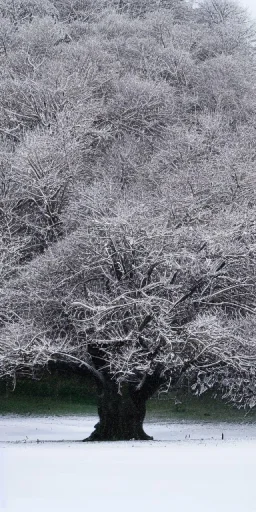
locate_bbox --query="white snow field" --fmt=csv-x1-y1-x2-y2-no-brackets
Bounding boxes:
0,416,256,512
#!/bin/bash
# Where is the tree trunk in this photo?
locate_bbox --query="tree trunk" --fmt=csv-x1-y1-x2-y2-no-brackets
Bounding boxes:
84,381,153,442
47,359,163,442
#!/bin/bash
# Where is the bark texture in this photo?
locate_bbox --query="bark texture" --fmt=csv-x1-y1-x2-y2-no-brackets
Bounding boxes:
85,373,163,441
84,382,151,441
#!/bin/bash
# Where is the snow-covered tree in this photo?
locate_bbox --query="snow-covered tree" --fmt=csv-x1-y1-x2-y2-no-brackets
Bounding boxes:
0,0,256,440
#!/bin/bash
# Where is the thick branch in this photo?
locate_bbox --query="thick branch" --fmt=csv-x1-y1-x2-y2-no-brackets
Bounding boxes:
49,353,105,386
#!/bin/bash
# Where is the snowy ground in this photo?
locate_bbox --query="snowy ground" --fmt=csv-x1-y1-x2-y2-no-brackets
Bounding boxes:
1,416,256,512
1,415,256,443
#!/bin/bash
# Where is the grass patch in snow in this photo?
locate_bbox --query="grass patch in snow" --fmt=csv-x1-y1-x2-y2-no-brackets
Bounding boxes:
0,374,255,422
147,393,256,423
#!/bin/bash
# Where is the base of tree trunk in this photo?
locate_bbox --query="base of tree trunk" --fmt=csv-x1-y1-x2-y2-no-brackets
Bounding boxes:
84,422,153,442
83,382,153,442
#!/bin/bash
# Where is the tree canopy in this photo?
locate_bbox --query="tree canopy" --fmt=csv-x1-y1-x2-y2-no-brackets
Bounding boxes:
0,0,256,439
